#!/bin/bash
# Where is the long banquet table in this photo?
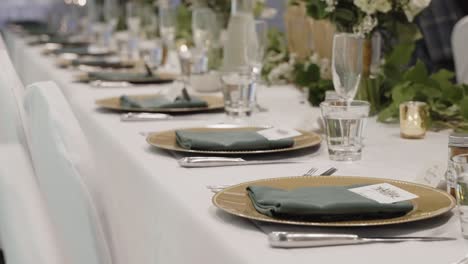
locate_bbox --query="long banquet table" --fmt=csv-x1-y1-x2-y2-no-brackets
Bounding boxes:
3,30,468,264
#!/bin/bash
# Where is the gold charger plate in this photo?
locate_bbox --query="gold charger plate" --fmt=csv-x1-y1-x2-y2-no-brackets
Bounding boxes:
95,94,224,113
213,176,455,227
146,127,322,155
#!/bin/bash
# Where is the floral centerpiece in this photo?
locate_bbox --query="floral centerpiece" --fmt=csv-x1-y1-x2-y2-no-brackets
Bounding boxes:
261,0,468,131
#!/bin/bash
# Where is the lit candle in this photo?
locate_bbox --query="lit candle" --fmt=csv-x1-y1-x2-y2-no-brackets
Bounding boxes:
400,101,429,139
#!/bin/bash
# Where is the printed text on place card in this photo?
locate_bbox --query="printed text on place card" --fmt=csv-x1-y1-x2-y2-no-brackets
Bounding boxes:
349,183,418,204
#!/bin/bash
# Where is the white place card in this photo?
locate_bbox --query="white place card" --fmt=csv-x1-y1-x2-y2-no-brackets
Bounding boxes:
349,183,419,204
414,161,446,188
257,127,302,140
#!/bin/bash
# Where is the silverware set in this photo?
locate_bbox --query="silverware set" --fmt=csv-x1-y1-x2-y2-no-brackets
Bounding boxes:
121,112,203,122
267,232,455,248
206,166,337,193
178,156,311,168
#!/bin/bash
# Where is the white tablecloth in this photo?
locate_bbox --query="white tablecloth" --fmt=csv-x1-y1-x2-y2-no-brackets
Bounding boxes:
4,30,468,264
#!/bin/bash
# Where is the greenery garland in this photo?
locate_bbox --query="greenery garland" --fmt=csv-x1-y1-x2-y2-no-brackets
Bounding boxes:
260,0,468,132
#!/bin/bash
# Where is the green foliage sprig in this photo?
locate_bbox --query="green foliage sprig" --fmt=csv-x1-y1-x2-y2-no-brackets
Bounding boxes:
376,43,468,132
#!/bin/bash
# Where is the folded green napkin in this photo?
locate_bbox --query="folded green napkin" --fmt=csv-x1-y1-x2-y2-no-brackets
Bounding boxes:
175,130,294,151
88,72,172,84
120,95,208,109
247,185,414,221
53,46,110,56
72,59,132,68
45,37,88,46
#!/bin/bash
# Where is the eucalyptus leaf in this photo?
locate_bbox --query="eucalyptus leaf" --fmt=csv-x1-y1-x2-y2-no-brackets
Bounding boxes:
306,0,329,19
460,97,468,119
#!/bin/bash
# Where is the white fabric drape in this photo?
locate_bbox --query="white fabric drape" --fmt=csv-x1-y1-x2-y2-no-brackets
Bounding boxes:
24,81,113,264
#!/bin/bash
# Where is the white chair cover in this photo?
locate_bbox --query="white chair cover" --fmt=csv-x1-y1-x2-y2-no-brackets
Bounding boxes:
452,15,468,84
24,81,112,264
0,36,28,146
0,143,67,264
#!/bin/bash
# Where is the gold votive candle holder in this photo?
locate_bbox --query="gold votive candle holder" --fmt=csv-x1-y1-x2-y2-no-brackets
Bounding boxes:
399,101,429,139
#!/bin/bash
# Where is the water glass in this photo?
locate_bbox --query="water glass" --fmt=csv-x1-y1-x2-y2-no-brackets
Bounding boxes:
247,20,268,77
126,2,142,34
140,39,163,69
452,154,468,238
332,33,364,102
192,8,216,51
220,70,256,117
320,100,370,161
159,6,176,47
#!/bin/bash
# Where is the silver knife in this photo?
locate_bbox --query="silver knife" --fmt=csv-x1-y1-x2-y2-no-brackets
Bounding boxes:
178,156,308,168
121,112,203,122
90,80,133,88
268,232,456,248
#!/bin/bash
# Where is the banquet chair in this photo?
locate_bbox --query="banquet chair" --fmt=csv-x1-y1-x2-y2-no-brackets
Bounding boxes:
24,81,113,264
452,15,468,84
0,143,67,264
0,36,28,145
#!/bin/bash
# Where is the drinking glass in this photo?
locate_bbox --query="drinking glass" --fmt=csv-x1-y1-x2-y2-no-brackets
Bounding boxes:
126,2,142,59
220,69,256,118
320,100,370,161
192,8,216,51
159,6,176,48
140,39,163,70
332,33,364,103
452,154,468,238
247,20,268,77
102,0,119,47
126,2,142,34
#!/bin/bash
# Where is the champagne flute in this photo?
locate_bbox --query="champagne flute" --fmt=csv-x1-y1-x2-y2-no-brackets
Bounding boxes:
248,20,268,78
331,33,364,105
245,20,268,112
126,2,142,60
192,8,216,52
159,5,176,48
102,0,119,48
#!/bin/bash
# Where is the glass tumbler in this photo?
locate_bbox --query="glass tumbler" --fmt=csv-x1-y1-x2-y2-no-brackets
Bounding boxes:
220,70,256,118
320,100,370,161
452,154,468,238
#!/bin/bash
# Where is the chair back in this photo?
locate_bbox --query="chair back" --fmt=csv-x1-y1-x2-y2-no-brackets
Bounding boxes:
452,15,468,83
0,143,68,264
0,36,28,145
24,81,112,264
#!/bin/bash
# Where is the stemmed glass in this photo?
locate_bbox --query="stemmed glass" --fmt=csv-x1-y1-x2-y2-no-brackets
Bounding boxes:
126,2,142,60
102,0,119,48
192,8,216,52
248,20,268,78
331,33,364,105
159,5,176,49
245,20,268,112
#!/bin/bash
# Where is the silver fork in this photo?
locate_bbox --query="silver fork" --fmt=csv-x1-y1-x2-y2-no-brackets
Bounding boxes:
207,166,324,193
302,167,318,176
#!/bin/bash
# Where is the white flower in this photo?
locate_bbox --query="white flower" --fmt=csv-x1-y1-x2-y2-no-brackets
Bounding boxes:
353,15,378,35
321,0,337,13
403,0,431,21
267,61,294,84
260,7,277,19
354,0,392,14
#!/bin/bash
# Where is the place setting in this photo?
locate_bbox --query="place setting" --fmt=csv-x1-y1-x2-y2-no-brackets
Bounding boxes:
200,21,463,249
5,0,468,263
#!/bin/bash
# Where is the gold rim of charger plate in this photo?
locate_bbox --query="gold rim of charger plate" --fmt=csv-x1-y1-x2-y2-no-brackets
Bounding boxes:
95,94,224,113
212,175,456,227
146,127,322,155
